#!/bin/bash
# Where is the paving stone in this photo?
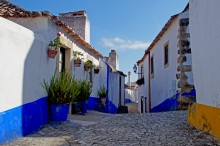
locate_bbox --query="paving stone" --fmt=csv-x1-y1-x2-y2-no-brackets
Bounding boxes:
3,111,220,146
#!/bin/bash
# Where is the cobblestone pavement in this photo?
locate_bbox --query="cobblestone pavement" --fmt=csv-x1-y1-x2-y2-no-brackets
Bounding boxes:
3,111,220,146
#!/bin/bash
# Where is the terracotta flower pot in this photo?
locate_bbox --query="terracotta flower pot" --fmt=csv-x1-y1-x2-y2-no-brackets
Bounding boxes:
100,97,106,105
48,49,58,59
94,68,100,74
74,59,82,67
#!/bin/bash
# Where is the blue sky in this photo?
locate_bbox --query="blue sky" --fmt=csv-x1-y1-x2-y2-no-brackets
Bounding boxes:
11,0,189,82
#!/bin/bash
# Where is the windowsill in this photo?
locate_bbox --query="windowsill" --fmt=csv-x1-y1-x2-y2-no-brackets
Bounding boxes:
150,73,154,79
164,63,169,68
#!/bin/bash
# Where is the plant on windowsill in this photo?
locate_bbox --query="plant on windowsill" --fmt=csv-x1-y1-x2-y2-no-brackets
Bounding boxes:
84,60,95,71
48,36,61,59
42,72,80,121
94,65,100,74
73,50,84,67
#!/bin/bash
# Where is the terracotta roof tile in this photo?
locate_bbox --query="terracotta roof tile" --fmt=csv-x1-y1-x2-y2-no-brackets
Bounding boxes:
136,3,189,65
137,14,178,65
0,0,103,58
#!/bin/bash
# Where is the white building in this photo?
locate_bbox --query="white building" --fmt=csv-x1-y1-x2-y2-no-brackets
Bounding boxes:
125,82,138,103
100,50,126,113
136,5,195,113
188,0,220,140
0,1,125,143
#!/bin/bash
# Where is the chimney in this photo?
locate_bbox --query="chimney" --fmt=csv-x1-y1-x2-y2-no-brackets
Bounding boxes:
108,50,119,70
59,10,90,43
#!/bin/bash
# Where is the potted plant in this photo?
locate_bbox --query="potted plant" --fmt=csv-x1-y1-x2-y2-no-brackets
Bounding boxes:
84,60,94,71
75,80,93,114
73,51,83,67
42,72,80,121
48,37,61,59
94,66,100,74
97,85,107,106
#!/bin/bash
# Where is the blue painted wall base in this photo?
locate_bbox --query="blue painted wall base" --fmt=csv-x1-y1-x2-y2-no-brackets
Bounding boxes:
125,98,132,103
86,97,118,114
151,96,179,112
151,89,196,112
0,97,49,144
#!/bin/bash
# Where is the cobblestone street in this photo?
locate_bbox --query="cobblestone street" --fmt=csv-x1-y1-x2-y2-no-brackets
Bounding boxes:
4,111,220,146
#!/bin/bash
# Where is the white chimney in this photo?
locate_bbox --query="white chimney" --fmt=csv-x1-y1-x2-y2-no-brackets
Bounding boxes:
59,10,90,43
108,50,119,70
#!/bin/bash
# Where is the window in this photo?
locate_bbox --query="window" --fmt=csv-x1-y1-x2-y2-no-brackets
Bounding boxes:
164,42,169,68
141,65,144,78
59,47,66,72
150,56,154,78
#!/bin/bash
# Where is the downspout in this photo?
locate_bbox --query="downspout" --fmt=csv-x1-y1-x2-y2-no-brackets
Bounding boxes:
147,50,151,112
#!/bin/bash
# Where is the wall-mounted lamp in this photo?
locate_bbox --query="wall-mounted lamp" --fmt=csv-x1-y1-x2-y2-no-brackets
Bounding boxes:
133,64,141,74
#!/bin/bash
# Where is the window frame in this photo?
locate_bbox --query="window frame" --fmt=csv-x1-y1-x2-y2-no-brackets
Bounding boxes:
164,42,169,68
140,65,144,78
150,55,154,79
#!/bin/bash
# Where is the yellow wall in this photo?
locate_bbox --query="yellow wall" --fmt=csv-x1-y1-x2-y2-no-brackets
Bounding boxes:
188,103,220,140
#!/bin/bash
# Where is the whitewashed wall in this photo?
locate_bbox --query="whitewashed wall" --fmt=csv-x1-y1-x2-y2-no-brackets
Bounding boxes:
138,17,183,112
150,18,179,108
190,0,220,107
71,42,100,97
10,17,101,98
0,17,56,112
125,89,138,102
120,75,125,106
137,60,148,113
98,59,107,95
109,72,120,107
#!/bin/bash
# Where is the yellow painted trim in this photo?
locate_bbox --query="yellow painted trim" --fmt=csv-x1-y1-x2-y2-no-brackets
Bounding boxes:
188,103,220,140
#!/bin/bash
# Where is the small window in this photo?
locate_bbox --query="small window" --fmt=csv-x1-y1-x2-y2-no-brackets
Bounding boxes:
164,43,169,68
151,56,154,78
141,65,144,78
59,47,66,73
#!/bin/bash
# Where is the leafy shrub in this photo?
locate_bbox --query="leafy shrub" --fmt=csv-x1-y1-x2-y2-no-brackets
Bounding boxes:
76,80,93,101
42,72,80,104
97,85,107,98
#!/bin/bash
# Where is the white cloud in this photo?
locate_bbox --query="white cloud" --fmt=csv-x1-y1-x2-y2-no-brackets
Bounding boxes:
101,37,151,50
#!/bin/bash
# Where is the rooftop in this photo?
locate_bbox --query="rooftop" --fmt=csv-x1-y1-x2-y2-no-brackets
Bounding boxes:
0,0,103,58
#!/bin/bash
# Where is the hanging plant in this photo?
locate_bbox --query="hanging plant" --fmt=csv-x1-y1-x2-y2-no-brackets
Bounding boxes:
73,51,84,67
84,60,94,71
48,36,61,59
94,66,100,74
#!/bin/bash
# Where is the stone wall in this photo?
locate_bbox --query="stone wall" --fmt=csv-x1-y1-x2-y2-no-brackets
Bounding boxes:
176,11,195,109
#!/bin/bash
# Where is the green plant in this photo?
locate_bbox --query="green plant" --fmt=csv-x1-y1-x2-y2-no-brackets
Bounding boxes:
49,37,61,48
76,80,93,101
42,72,80,104
85,60,95,68
97,85,107,98
73,51,83,60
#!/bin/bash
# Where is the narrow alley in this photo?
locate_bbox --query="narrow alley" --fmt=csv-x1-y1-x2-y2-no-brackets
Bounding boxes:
1,0,220,145
4,111,220,146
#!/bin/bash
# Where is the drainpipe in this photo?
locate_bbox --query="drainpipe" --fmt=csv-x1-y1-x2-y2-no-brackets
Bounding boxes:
147,50,151,112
